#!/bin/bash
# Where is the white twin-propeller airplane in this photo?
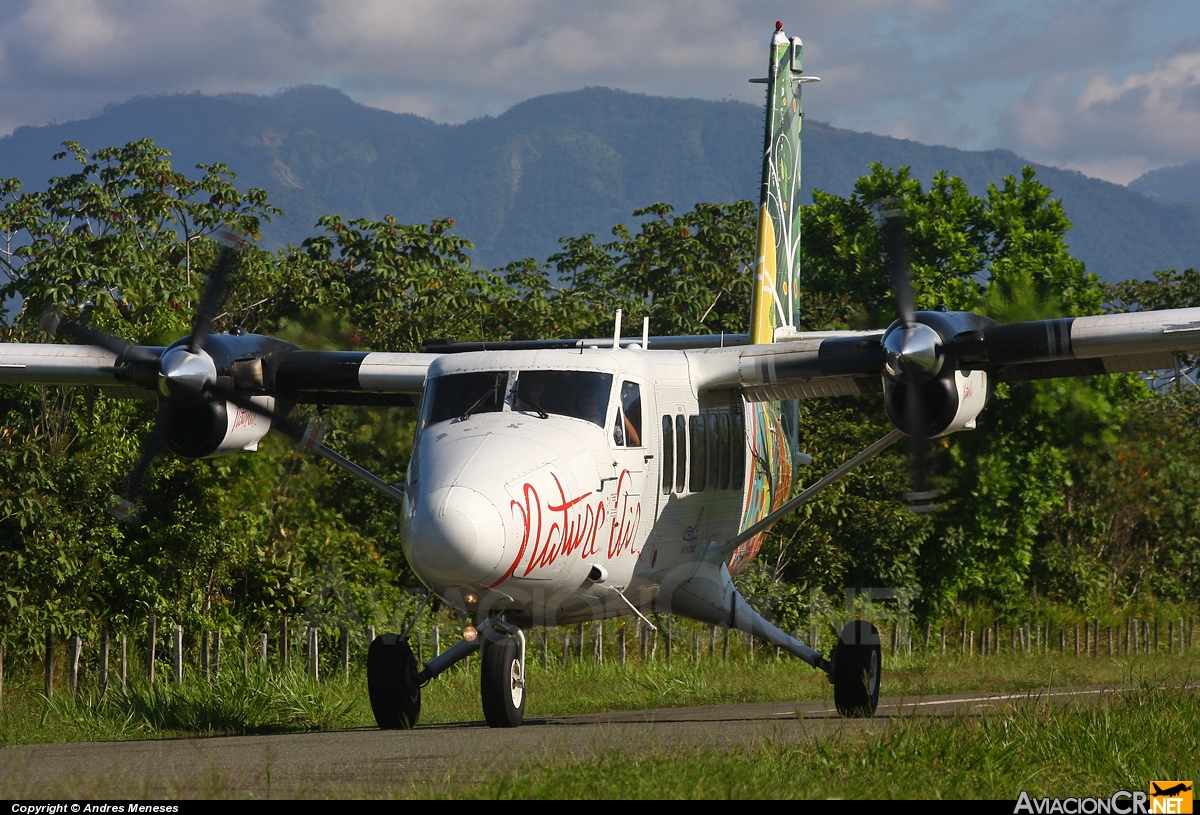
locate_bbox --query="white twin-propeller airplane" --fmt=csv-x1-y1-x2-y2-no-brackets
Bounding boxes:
4,22,1200,728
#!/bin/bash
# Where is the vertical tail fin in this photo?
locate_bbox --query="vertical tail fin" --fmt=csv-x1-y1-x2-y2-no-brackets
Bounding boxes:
735,23,816,573
749,22,813,344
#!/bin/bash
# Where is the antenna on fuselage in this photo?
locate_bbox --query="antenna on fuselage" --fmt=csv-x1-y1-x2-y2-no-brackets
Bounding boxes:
612,308,623,349
642,316,650,350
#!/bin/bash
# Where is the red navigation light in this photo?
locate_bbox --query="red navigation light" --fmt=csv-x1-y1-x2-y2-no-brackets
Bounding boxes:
775,21,783,31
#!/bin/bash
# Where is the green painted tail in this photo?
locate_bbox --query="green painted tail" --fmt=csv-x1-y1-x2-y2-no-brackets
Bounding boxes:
735,23,813,573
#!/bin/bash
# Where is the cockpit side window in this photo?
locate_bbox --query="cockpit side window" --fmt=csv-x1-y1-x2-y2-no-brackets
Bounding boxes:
620,381,642,447
426,371,507,426
514,370,613,427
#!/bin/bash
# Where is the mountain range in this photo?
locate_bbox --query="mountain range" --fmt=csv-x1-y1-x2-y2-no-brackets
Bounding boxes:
2,85,1199,282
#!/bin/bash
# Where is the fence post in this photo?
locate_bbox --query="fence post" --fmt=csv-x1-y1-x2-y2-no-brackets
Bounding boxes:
100,628,110,693
147,615,157,684
307,626,319,680
279,619,289,667
68,635,81,694
120,633,127,688
578,623,585,662
540,629,548,671
340,627,350,680
562,632,569,668
367,624,376,647
259,633,268,667
44,630,54,698
940,626,946,656
748,633,755,662
694,632,701,662
960,620,967,655
214,631,222,679
709,625,717,659
173,625,183,683
596,621,604,664
619,628,627,666
201,631,211,683
429,625,437,657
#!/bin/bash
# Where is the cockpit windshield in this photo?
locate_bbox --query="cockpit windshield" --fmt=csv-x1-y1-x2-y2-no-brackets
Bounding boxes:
423,369,614,429
515,371,612,426
426,371,507,426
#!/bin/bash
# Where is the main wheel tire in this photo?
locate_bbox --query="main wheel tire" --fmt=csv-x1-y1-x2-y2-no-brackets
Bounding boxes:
831,620,881,718
480,633,525,728
367,633,421,729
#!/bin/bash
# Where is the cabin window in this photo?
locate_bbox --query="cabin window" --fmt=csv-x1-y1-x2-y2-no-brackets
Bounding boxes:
513,370,612,427
675,414,687,493
717,412,731,491
689,415,706,492
706,411,719,490
732,408,746,490
426,371,507,426
661,415,674,495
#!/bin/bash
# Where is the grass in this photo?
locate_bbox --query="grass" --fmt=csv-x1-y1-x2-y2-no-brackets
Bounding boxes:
432,684,1200,800
1,643,1197,747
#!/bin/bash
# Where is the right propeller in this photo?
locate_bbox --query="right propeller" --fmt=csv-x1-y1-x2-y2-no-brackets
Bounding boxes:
877,200,941,513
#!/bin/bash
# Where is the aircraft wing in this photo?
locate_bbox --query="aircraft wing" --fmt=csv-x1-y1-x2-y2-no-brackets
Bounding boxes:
686,307,1200,399
0,343,440,405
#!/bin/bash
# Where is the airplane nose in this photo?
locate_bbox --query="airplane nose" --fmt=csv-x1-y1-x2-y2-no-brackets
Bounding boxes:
408,487,506,585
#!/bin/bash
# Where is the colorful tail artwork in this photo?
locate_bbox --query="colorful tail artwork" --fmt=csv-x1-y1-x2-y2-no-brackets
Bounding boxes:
733,22,810,573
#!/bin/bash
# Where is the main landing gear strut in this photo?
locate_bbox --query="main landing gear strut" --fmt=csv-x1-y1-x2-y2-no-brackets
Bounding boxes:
367,618,527,730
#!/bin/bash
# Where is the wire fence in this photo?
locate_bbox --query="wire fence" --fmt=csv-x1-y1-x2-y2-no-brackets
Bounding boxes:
1,611,1194,703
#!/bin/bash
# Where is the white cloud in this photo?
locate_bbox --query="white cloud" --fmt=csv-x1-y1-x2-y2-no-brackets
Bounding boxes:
1001,43,1200,178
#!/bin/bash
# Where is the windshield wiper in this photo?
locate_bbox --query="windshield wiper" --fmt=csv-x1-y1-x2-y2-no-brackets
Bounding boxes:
514,386,549,419
459,383,500,421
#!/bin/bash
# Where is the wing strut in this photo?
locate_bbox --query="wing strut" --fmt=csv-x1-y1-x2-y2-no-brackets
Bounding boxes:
714,429,905,563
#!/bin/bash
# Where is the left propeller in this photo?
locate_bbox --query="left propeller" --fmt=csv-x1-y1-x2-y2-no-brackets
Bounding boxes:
41,229,299,521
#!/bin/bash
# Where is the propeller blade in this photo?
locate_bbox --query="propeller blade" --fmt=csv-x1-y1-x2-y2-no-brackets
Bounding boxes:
188,247,237,354
898,381,941,513
43,309,159,366
107,424,165,523
879,201,915,327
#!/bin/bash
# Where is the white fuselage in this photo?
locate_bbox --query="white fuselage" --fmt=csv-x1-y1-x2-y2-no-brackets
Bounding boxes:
402,346,748,627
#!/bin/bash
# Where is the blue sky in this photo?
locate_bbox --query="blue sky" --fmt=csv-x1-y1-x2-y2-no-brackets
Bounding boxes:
3,0,1200,183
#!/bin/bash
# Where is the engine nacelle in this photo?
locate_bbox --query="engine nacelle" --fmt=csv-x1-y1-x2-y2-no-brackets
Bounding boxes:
883,369,988,439
160,396,274,459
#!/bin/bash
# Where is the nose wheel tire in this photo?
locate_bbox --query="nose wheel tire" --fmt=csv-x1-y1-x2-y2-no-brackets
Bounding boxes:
830,620,881,718
480,633,525,728
367,633,422,729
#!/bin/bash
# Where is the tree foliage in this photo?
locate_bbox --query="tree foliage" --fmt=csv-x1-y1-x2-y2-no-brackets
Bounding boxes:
0,142,1196,651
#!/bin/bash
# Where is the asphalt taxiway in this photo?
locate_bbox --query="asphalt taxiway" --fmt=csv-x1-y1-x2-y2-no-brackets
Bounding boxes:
0,685,1131,797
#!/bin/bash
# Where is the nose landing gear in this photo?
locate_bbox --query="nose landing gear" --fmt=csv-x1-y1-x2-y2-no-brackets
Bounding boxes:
480,626,526,728
367,619,529,730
